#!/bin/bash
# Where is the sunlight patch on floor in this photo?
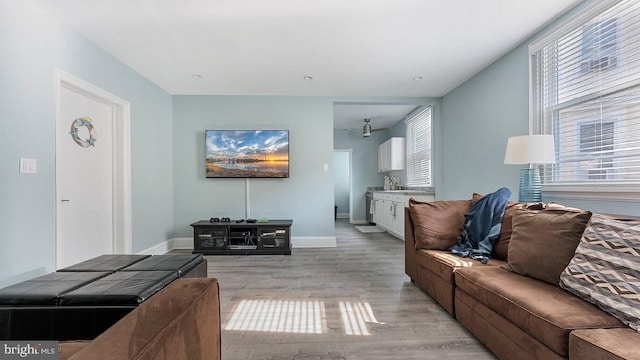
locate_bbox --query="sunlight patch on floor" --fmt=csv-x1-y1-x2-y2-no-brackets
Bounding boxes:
225,299,383,336
339,301,382,336
225,300,327,334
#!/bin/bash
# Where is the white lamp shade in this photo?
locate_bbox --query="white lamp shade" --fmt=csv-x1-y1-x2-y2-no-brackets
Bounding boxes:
504,135,556,165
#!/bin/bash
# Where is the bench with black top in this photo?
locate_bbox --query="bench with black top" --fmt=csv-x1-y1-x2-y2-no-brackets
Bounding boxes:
57,254,150,272
121,253,206,277
0,253,207,340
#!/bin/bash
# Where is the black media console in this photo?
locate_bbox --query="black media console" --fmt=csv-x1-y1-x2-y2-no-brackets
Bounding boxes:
190,220,293,255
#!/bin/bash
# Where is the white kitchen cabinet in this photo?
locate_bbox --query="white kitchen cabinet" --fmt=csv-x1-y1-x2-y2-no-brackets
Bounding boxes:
381,199,393,230
372,192,392,229
377,143,387,173
373,192,435,240
378,137,405,172
371,196,380,225
391,195,404,237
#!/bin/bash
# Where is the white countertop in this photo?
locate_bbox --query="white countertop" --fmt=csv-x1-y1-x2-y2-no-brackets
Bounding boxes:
373,190,434,195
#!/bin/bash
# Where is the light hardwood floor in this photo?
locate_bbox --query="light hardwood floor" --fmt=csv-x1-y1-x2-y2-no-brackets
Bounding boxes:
181,220,496,360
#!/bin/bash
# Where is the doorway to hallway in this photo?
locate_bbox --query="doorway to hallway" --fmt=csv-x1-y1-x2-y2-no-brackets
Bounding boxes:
333,149,352,222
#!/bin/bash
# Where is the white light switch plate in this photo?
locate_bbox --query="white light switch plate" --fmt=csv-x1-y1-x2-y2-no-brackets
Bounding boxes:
323,163,329,171
20,158,37,174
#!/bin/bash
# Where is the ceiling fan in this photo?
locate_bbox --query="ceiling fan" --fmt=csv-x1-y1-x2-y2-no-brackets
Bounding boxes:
341,118,388,138
363,118,372,137
362,118,387,138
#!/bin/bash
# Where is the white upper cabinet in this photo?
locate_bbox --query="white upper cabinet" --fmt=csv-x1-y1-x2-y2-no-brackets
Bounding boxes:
378,137,405,172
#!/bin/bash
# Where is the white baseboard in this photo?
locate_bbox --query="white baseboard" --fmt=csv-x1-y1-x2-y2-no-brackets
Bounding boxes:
137,237,192,255
291,236,336,248
336,212,349,219
171,237,193,249
137,240,171,255
138,236,336,254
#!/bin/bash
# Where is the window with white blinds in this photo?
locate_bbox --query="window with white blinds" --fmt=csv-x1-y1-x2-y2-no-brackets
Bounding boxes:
405,107,432,186
531,0,640,186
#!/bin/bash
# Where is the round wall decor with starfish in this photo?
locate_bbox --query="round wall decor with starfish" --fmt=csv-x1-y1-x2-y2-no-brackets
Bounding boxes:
69,117,97,147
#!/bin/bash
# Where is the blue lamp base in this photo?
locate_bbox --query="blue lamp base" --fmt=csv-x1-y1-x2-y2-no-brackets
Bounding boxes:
519,168,542,202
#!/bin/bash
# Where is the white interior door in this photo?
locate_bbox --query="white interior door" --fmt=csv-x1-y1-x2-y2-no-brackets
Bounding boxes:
56,85,115,269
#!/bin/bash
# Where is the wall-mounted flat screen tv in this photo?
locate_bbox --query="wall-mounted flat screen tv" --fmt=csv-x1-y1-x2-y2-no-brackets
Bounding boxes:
205,130,289,178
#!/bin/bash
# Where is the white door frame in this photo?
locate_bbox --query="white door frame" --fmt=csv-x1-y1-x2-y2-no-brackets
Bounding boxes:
55,69,132,266
334,148,353,223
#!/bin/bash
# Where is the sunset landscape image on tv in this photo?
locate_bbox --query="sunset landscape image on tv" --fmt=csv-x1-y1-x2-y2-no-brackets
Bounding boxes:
205,130,289,178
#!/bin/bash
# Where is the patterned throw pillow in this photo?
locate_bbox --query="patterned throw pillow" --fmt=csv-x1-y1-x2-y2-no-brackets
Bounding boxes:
559,213,640,332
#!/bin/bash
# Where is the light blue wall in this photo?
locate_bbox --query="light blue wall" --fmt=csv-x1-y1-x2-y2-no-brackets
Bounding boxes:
172,96,334,237
333,130,388,221
440,2,589,201
0,0,173,287
440,0,640,216
441,44,528,200
333,151,350,216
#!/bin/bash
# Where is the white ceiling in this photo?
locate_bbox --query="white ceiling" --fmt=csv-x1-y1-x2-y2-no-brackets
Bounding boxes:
29,0,580,130
334,104,418,131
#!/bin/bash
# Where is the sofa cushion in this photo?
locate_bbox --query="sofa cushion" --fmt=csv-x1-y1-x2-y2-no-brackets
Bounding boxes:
454,266,623,357
504,208,592,285
560,214,640,332
415,250,506,316
416,250,506,285
409,199,471,250
455,289,565,360
494,202,545,261
471,193,483,205
545,202,586,212
569,328,640,360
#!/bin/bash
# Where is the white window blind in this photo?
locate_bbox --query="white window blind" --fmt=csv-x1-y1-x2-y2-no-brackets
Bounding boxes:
531,0,640,185
405,107,432,186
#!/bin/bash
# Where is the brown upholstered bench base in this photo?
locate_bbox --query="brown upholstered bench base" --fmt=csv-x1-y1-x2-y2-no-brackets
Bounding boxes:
66,278,221,360
59,341,90,360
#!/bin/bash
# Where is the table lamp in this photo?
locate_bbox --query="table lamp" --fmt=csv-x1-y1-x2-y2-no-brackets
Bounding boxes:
504,134,556,202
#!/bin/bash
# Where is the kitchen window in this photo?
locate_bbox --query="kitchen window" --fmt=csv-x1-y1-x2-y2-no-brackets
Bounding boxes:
530,0,640,189
405,106,432,187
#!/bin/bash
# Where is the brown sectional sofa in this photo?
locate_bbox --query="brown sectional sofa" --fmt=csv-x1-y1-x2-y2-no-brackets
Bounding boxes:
404,199,640,360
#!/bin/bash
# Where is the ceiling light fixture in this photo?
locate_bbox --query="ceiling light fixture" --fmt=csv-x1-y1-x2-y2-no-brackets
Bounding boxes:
363,119,372,138
303,76,313,80
413,76,423,81
192,74,203,79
